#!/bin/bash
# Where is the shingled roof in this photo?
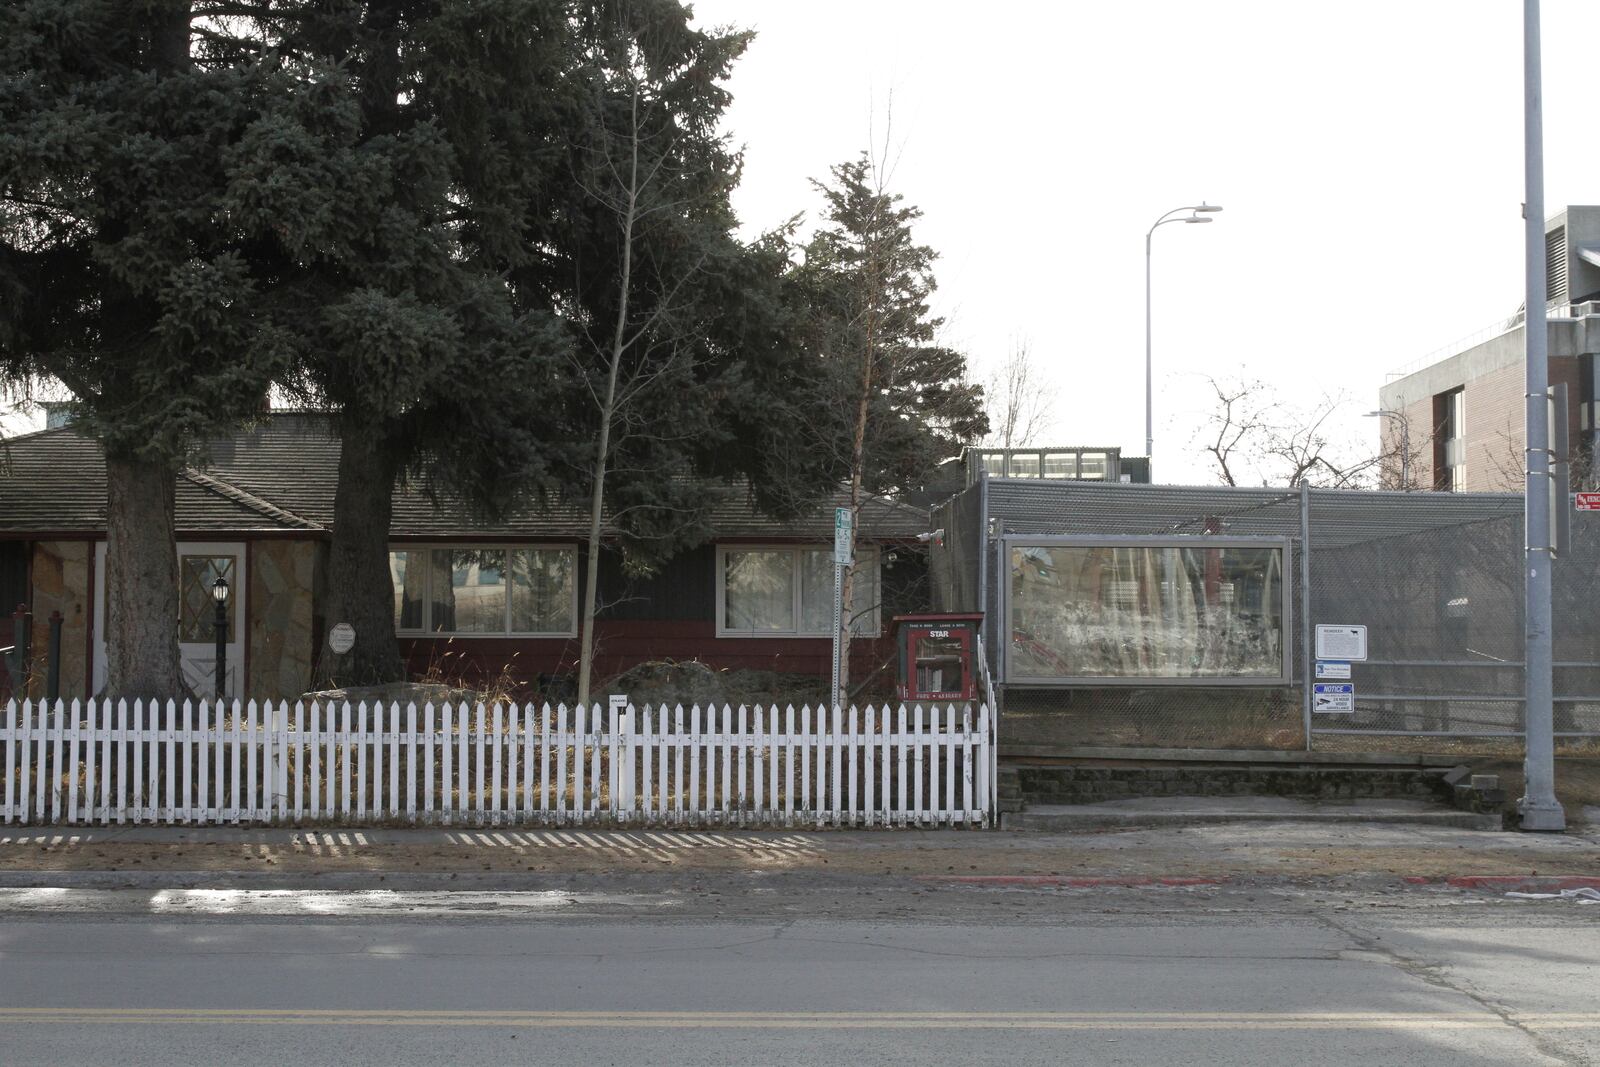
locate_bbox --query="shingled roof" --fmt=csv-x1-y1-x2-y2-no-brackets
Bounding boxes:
0,415,929,540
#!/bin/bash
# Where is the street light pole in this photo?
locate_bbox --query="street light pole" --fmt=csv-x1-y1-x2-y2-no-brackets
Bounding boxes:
1146,203,1222,470
1519,0,1564,831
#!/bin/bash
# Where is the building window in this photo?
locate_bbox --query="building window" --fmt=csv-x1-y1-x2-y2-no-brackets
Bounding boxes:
1079,452,1109,480
1008,453,1040,478
1435,389,1466,491
1042,453,1077,479
981,452,1006,476
389,546,576,637
716,545,881,637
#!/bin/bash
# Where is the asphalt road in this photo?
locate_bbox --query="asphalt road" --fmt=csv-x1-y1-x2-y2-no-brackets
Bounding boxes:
0,884,1596,1066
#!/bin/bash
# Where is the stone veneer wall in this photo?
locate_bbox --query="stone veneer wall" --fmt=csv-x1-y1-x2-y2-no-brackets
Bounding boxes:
249,539,319,700
28,541,91,701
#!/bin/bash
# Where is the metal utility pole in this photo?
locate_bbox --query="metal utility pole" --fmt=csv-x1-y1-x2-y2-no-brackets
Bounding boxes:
1519,0,1565,831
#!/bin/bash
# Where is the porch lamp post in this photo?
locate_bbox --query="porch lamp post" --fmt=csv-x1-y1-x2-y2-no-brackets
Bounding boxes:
211,576,229,701
1146,202,1222,470
1364,410,1412,490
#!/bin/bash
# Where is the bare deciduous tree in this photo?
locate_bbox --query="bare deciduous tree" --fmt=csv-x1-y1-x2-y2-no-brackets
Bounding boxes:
1195,373,1412,489
984,340,1055,449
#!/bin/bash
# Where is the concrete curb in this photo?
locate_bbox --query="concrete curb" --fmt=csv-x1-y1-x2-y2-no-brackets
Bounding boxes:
918,875,1227,888
1001,809,1504,832
1404,875,1600,892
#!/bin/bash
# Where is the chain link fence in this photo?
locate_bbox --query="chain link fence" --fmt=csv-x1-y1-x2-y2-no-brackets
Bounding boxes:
929,478,1600,755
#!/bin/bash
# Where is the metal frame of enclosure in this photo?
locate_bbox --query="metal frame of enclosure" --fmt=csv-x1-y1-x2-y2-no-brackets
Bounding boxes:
930,474,1600,752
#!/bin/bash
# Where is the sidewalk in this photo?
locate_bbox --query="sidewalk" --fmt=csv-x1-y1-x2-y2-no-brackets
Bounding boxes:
2,814,1597,886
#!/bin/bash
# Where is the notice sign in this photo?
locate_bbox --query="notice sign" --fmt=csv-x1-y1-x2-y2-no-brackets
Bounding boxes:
1313,682,1355,713
1315,624,1368,662
834,507,853,564
1577,492,1600,511
1316,660,1352,680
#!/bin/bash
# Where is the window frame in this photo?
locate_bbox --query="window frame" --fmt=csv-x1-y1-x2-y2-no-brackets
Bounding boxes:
389,543,578,639
999,534,1292,687
715,543,882,639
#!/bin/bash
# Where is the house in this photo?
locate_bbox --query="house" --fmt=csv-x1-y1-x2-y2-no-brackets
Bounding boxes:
1378,206,1600,491
0,414,933,703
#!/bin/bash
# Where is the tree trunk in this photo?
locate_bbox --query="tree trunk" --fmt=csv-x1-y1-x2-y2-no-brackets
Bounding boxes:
103,453,187,700
575,87,641,709
315,427,405,689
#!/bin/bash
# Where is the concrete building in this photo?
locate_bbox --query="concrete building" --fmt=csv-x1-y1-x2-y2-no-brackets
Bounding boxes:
1378,206,1600,491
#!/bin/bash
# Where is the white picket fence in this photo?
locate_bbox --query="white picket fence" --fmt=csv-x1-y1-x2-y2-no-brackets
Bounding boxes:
0,698,992,828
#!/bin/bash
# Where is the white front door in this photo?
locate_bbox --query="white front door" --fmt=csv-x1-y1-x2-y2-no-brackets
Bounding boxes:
93,541,247,698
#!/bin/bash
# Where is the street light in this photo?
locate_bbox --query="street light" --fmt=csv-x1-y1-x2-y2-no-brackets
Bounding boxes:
1146,202,1223,470
1364,410,1412,490
211,576,229,702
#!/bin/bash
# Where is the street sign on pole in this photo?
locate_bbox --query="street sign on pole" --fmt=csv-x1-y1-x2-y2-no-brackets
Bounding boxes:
834,508,853,564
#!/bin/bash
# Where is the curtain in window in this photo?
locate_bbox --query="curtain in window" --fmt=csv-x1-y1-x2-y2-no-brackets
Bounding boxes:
724,550,794,631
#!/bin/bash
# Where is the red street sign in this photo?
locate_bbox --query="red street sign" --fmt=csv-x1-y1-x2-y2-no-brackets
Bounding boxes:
1577,493,1600,511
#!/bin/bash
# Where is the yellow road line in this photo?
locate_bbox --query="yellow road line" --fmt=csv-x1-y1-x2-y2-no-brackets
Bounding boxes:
0,1009,1597,1030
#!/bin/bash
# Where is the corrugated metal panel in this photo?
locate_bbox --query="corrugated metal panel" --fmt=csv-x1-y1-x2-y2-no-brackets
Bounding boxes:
984,480,1522,549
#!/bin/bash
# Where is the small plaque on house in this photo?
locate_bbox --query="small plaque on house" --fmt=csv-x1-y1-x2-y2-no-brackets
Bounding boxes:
328,622,356,655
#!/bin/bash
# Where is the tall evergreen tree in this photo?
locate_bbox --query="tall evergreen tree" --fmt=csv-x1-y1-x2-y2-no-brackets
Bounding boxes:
0,1,301,697
241,0,577,688
795,154,987,701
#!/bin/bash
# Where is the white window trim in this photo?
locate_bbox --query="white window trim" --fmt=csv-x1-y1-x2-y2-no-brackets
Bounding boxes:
391,543,578,639
714,544,881,639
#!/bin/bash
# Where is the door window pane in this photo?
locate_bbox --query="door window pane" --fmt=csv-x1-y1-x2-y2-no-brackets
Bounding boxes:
179,555,236,642
723,550,795,632
511,549,575,633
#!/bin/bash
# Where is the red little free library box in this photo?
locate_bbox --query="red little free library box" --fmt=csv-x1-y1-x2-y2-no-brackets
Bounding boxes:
891,613,984,703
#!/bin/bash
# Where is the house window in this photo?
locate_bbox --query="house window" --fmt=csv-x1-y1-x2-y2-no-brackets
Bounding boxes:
717,545,881,637
388,546,576,637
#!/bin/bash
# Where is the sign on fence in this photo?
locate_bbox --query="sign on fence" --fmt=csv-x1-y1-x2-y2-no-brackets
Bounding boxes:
0,697,992,830
1577,492,1600,512
1315,625,1368,662
1313,683,1356,713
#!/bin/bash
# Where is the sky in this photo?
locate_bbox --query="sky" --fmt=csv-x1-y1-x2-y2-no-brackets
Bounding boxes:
683,0,1600,484
7,2,1600,484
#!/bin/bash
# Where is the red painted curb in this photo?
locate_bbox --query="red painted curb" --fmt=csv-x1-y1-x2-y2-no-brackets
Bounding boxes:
1405,875,1600,891
919,875,1226,887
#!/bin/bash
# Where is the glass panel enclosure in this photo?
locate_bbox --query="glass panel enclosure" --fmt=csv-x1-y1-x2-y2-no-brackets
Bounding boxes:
1008,542,1286,681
